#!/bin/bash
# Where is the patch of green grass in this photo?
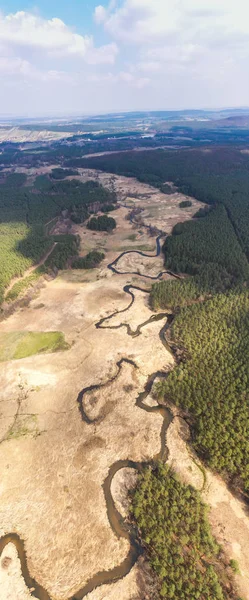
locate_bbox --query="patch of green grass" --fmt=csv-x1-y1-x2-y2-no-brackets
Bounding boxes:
0,332,24,361
0,331,69,362
229,559,240,575
14,331,68,359
5,267,45,303
136,244,155,251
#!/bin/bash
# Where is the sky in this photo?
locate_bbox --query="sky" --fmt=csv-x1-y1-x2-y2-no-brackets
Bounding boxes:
1,0,249,116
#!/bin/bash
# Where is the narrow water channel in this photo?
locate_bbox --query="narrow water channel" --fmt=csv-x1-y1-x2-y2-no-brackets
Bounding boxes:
108,233,181,280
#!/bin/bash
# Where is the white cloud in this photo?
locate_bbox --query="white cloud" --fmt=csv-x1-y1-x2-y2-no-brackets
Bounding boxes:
95,0,249,46
0,10,120,114
94,6,107,24
0,55,75,85
137,61,161,73
92,0,249,110
0,11,90,54
119,71,149,87
1,2,249,115
0,56,32,75
88,70,150,89
85,42,118,65
0,11,118,62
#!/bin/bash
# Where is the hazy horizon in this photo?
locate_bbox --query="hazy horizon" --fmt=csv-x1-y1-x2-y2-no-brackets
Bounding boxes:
1,107,249,122
1,1,249,116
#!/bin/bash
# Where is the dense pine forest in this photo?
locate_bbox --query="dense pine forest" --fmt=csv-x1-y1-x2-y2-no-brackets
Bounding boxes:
87,215,116,231
131,464,237,600
163,204,248,281
157,290,249,492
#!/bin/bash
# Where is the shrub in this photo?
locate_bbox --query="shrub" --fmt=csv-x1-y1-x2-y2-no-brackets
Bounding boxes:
179,200,192,208
229,559,240,574
87,215,116,232
50,168,79,179
102,204,116,212
72,251,105,269
160,183,173,195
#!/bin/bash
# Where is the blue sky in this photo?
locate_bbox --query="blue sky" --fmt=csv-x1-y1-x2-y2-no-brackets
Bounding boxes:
2,1,102,34
0,0,249,116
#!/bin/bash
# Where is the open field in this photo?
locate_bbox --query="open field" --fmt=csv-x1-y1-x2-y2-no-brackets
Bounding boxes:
76,168,204,234
0,128,74,143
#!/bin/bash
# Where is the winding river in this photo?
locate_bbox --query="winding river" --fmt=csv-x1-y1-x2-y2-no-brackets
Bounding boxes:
0,225,177,600
108,233,182,280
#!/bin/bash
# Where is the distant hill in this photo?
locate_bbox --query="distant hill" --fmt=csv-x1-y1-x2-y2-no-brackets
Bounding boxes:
211,115,249,128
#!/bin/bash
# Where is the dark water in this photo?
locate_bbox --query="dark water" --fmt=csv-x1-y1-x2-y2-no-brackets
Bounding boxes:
108,234,181,280
76,357,138,424
0,534,50,599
